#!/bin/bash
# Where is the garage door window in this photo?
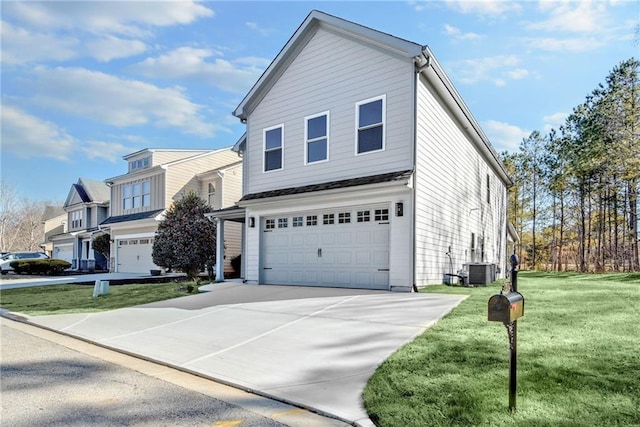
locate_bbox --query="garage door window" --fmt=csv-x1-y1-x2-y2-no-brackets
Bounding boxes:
293,216,303,227
338,212,351,224
323,214,335,225
357,210,371,222
266,219,275,229
278,218,288,228
375,209,389,221
119,240,128,246
306,215,318,226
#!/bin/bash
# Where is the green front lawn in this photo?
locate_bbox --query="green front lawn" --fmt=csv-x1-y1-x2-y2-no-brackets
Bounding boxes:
0,282,197,316
364,272,640,426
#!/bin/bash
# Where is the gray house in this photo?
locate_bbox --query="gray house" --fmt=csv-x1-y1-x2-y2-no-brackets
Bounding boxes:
50,178,110,271
214,10,512,291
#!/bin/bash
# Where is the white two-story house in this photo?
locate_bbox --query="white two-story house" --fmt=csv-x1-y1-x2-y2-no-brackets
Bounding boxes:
101,148,242,274
214,11,512,291
50,178,110,271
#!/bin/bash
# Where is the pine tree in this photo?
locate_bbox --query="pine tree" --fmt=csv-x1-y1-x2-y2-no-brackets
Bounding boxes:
152,191,216,282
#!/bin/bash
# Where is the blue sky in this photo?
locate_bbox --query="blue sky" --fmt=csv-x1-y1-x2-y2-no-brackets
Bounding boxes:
1,1,638,202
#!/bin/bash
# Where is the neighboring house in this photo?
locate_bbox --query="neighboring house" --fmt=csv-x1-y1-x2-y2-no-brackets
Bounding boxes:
50,178,110,270
213,11,512,291
101,148,243,274
41,205,65,258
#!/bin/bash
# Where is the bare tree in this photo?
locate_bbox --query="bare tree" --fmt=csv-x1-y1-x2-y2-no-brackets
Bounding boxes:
0,182,52,252
0,182,20,251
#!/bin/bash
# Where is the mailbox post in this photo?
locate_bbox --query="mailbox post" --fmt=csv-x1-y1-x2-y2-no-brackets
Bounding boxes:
488,254,523,413
508,254,519,412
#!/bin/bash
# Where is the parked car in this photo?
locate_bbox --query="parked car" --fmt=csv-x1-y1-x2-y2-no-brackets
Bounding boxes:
0,252,49,274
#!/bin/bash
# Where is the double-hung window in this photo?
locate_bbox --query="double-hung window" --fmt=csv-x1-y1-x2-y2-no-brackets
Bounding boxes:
123,180,150,210
71,210,83,229
264,125,283,172
356,95,385,154
305,112,329,164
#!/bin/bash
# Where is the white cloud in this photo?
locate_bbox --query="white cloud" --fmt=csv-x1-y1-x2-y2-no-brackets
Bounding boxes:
543,112,568,133
82,140,132,162
86,36,147,62
31,67,216,136
443,24,482,41
444,0,522,16
0,20,79,64
528,1,608,33
483,120,531,153
246,21,275,36
1,105,75,160
131,47,268,93
506,68,529,79
451,55,529,86
3,1,214,37
522,36,606,52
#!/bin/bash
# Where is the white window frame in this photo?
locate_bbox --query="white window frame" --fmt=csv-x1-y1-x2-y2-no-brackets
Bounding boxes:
123,180,151,210
129,156,150,172
208,182,216,208
71,210,83,229
304,111,329,165
263,124,284,173
355,94,386,155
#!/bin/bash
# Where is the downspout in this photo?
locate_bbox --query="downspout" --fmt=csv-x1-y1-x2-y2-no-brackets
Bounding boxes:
411,51,430,292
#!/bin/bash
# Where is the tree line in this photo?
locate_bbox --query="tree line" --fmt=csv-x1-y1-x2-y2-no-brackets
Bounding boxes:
503,58,639,272
0,182,55,253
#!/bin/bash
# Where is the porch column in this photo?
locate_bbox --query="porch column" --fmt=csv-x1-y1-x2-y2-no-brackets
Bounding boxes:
215,218,224,281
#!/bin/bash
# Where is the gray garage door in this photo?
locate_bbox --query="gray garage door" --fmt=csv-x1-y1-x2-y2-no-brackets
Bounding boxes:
262,205,389,289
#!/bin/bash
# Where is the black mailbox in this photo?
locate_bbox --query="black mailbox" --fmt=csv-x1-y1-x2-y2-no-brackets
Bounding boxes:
488,292,524,324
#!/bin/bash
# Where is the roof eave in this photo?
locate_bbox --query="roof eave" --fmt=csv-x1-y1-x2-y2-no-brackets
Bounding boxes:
417,48,513,187
233,10,423,121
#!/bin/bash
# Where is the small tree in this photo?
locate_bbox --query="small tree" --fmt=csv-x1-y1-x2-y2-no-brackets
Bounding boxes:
152,191,216,283
92,233,111,261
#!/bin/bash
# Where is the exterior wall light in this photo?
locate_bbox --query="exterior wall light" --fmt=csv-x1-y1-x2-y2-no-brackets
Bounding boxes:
395,202,404,217
249,217,255,228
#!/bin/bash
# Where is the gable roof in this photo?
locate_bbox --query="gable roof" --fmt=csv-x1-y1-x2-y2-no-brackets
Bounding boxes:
232,10,512,186
64,178,110,208
234,10,424,121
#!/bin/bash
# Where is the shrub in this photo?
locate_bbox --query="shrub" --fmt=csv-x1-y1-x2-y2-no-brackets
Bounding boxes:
11,259,72,275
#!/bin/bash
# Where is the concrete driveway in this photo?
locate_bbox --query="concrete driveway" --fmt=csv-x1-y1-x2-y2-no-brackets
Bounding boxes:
23,282,467,426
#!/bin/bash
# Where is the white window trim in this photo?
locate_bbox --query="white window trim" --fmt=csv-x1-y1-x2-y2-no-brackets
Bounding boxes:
263,124,284,173
355,94,386,156
123,179,151,211
304,111,330,165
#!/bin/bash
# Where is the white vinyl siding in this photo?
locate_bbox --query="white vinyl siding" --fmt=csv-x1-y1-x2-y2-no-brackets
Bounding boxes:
245,27,413,195
414,74,508,285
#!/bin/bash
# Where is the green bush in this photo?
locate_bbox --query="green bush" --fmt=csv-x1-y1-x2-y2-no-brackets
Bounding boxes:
11,259,72,275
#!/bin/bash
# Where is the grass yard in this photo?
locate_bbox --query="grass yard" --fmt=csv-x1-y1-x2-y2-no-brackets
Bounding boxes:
363,271,640,426
0,282,197,316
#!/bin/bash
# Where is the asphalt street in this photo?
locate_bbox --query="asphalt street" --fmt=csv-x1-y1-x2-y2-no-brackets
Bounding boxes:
0,318,349,427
